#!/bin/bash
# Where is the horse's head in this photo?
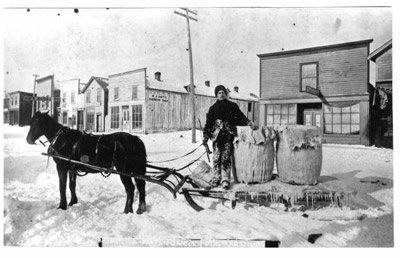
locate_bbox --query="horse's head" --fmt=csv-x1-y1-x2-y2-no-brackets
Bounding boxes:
26,110,51,145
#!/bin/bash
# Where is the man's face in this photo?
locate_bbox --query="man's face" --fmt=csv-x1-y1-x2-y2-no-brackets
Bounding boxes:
217,90,227,100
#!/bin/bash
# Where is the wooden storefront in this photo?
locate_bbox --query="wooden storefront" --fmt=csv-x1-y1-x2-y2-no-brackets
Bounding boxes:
258,39,373,146
105,68,258,134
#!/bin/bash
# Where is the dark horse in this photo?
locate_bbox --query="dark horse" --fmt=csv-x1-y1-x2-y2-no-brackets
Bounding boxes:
26,111,147,214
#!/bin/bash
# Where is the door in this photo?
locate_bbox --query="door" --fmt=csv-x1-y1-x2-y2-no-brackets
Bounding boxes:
122,106,130,132
303,109,321,128
77,111,83,131
96,114,102,132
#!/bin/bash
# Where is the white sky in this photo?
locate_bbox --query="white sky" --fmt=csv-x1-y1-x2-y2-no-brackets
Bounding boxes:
1,2,394,97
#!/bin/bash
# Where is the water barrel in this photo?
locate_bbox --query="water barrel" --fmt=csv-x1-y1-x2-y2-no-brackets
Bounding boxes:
233,126,276,184
276,125,322,185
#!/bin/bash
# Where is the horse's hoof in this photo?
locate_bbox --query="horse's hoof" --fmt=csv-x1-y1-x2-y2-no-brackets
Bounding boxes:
123,208,134,214
136,203,146,215
58,205,67,210
68,199,78,206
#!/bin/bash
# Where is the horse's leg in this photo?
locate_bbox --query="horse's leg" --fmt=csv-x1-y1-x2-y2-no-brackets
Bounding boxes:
119,174,135,214
134,178,146,214
68,169,78,206
56,163,68,210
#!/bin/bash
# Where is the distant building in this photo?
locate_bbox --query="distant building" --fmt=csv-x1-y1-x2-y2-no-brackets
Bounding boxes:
106,68,258,134
368,39,392,148
3,92,10,124
58,79,85,130
36,75,60,122
7,91,34,126
258,39,373,145
81,77,109,132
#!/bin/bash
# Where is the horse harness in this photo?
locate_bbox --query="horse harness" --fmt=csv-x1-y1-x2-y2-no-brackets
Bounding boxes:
47,128,118,177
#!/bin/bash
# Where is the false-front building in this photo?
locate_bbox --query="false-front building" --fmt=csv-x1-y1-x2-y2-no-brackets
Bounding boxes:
257,39,373,145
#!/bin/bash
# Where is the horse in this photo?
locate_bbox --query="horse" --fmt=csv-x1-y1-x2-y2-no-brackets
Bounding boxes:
26,111,147,214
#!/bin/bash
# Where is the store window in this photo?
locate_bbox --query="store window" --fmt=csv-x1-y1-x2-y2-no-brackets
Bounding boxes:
86,113,94,130
62,112,68,125
111,106,120,129
324,102,360,135
132,105,143,129
300,62,318,92
266,104,296,128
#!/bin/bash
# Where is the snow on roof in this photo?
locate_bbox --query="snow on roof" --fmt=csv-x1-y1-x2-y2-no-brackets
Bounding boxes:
146,78,188,94
184,84,259,102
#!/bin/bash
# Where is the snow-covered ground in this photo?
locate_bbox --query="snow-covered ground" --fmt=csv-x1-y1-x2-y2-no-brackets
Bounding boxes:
2,124,395,247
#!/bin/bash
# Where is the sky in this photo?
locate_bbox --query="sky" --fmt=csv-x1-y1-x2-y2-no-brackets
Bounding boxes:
2,2,394,97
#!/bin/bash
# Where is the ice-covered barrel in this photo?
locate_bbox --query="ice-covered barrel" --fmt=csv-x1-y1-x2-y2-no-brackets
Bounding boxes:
276,125,322,185
233,126,276,184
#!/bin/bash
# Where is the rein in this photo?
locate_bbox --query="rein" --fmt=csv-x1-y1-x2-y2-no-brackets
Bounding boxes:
147,144,203,163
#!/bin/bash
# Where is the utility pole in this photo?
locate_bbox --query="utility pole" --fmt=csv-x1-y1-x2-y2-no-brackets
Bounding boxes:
32,74,39,116
174,8,198,143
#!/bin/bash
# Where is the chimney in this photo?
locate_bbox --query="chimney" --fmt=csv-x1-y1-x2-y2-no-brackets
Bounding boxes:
154,72,161,81
205,80,210,87
234,86,239,93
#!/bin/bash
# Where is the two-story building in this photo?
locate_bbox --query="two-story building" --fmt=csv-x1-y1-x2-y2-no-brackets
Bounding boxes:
81,77,109,132
257,39,373,145
36,75,60,121
58,79,85,130
7,91,34,126
368,39,392,148
106,68,258,134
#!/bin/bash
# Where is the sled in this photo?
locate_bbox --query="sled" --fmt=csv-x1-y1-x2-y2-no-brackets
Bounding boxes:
42,152,198,199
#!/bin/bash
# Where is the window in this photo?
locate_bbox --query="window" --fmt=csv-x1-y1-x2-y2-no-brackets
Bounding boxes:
132,105,143,129
111,106,120,129
324,102,360,135
71,92,75,103
132,85,138,100
86,90,91,103
114,87,119,101
62,92,67,107
62,112,68,125
248,103,252,112
11,96,13,106
15,96,18,106
86,113,94,130
97,89,102,103
266,104,296,128
300,62,318,92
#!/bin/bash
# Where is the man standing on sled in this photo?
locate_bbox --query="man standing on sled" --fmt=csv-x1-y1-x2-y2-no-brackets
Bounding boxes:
202,85,257,190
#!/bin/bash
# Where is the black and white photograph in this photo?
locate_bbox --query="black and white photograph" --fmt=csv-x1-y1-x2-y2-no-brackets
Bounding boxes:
1,0,397,249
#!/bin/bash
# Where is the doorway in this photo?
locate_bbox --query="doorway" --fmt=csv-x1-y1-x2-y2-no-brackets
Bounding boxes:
122,106,130,132
303,109,321,127
96,114,102,132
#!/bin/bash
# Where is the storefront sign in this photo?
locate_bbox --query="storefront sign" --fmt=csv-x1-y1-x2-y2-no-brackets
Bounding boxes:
149,93,169,102
305,86,320,96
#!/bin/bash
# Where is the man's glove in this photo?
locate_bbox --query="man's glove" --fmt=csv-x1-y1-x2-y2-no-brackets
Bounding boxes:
248,121,258,130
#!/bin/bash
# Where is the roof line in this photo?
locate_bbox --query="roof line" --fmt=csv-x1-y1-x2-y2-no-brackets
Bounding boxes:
368,39,392,61
257,39,373,58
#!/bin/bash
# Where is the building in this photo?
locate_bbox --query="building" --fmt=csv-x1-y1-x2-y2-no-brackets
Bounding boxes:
257,39,373,145
58,79,85,130
3,92,10,124
106,68,258,134
368,39,392,148
35,75,60,121
81,77,109,132
7,91,34,126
